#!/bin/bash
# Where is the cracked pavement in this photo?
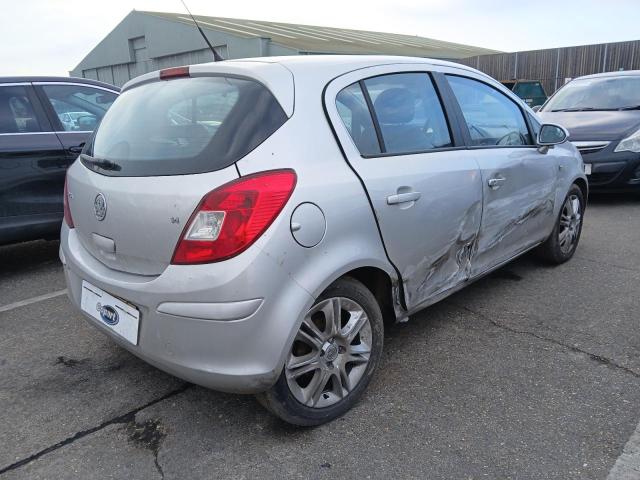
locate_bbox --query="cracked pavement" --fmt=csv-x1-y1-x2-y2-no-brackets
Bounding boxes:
1,193,639,479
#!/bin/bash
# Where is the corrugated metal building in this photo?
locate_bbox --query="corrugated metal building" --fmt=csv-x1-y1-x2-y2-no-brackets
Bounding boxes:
70,10,498,87
458,40,640,95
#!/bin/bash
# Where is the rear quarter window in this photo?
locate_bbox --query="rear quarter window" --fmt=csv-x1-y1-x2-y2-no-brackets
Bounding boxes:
87,76,287,176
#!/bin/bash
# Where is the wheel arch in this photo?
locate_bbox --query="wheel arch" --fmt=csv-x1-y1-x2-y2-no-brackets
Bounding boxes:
309,261,406,324
343,266,402,325
573,177,589,206
273,260,405,386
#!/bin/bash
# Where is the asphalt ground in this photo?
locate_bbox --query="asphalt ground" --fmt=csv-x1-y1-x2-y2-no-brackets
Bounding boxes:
1,193,639,479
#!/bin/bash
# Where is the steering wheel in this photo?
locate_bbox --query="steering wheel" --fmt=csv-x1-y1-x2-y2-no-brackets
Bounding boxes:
497,131,527,146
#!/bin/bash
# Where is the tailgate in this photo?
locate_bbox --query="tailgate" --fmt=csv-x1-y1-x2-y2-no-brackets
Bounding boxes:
66,161,238,275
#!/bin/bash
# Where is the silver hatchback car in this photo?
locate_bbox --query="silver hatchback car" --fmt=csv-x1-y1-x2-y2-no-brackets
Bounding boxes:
61,56,587,425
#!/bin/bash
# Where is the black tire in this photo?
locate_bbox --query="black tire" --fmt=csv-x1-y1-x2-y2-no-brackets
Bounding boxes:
536,184,585,264
256,276,384,426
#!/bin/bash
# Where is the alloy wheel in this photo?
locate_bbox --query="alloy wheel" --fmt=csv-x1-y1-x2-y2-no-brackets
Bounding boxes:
558,194,582,254
285,297,372,408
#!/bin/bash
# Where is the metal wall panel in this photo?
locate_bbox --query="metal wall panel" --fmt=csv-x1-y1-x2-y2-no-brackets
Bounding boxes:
81,68,98,80
96,66,115,85
80,47,231,87
151,48,216,70
111,64,130,86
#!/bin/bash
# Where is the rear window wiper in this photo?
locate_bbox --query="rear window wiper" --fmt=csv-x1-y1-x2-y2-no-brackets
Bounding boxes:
80,154,122,172
619,105,640,110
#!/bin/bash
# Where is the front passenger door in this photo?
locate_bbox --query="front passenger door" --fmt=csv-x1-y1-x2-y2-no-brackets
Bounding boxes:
445,74,559,275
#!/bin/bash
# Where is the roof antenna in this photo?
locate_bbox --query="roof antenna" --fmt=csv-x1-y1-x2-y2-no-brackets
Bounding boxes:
180,0,223,61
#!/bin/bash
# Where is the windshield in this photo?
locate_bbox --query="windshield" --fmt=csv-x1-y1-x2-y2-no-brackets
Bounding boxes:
87,76,287,176
542,76,640,112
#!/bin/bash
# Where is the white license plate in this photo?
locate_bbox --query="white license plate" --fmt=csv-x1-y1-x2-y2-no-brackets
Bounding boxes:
584,163,592,175
81,280,140,345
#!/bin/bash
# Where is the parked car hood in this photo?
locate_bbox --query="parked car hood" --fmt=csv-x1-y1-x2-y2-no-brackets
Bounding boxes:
538,110,640,141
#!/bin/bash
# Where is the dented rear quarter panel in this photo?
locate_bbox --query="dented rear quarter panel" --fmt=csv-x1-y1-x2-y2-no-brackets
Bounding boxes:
235,72,401,370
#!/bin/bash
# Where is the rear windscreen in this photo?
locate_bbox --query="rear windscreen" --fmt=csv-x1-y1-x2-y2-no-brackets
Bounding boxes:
86,76,288,176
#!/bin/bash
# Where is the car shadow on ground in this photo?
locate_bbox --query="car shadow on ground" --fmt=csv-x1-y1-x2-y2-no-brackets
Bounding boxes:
0,239,60,275
587,191,640,206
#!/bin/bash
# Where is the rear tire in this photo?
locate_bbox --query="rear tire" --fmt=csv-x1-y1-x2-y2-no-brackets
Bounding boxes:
536,184,584,264
257,277,384,426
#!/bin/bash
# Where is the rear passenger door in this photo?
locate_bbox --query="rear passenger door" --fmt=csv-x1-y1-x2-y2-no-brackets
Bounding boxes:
0,83,66,226
34,82,117,162
325,67,483,311
444,74,559,275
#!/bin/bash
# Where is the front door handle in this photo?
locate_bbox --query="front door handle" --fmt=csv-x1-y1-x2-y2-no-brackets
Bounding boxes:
387,191,421,205
488,177,506,190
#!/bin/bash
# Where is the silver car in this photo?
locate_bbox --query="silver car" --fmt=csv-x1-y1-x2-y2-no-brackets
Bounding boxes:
60,56,587,425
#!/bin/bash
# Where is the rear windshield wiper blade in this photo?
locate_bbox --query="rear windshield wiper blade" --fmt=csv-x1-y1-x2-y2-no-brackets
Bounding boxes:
619,105,640,110
81,154,122,172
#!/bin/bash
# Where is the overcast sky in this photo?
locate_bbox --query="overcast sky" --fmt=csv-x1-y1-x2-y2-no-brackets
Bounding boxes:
1,0,639,76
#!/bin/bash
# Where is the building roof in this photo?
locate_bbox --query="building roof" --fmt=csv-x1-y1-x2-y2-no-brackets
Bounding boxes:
141,11,499,59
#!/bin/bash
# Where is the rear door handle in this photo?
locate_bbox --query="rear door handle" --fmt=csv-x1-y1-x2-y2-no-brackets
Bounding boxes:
67,143,85,154
488,177,506,189
387,191,421,205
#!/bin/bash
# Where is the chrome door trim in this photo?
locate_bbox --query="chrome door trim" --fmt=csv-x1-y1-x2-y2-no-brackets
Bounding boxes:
0,131,55,136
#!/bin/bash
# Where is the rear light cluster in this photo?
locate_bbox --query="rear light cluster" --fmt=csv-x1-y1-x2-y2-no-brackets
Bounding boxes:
63,175,74,228
171,170,297,264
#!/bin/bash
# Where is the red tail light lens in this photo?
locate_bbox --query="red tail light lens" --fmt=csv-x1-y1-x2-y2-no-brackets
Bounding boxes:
172,169,297,264
63,175,74,228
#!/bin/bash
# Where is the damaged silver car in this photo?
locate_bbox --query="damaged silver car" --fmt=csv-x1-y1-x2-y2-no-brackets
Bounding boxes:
60,56,587,426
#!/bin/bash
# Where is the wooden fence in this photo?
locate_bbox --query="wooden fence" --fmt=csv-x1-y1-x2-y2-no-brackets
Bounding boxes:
457,40,640,94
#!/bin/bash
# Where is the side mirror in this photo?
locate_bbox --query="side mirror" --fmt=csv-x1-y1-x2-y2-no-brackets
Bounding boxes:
538,123,569,146
531,105,541,113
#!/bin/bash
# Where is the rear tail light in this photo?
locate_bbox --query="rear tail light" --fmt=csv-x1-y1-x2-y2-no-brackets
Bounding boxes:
171,169,297,264
63,175,74,228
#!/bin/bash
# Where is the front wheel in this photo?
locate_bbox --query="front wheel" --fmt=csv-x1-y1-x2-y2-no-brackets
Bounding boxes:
536,184,585,264
257,277,384,426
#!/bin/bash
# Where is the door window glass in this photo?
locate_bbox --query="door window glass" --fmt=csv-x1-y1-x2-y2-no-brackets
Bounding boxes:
447,75,532,146
336,83,381,156
41,84,117,132
364,73,452,154
0,86,42,134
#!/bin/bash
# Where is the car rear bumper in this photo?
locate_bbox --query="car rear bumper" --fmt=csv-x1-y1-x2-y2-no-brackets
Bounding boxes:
60,225,314,394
